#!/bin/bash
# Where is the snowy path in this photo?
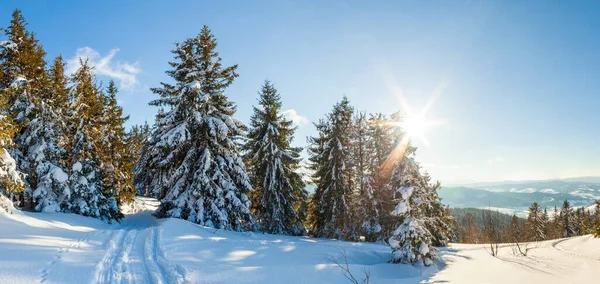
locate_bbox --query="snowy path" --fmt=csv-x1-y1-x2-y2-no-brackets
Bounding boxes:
89,199,185,284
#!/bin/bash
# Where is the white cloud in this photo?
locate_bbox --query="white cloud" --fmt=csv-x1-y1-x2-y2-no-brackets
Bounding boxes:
66,47,141,90
282,109,309,126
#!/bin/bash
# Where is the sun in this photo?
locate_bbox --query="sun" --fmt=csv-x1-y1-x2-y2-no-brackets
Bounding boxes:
399,114,427,141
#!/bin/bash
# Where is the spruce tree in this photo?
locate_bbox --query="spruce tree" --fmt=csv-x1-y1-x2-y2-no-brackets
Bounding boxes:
25,55,73,212
541,208,550,240
100,81,135,204
560,200,575,238
387,155,438,266
65,60,121,221
47,56,72,148
507,214,523,243
0,10,47,126
366,113,395,239
141,26,252,230
422,178,455,247
243,80,308,235
387,113,437,266
526,202,546,241
551,206,560,239
0,89,23,201
20,83,69,212
129,122,150,195
0,9,48,190
349,112,381,241
593,201,600,238
308,97,354,239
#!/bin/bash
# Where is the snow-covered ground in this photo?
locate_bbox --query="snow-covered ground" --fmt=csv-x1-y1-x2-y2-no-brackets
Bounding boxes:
0,197,598,284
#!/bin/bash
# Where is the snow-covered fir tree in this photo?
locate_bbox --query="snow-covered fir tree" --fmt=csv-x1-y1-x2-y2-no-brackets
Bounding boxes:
525,202,546,242
541,208,550,239
593,201,600,238
243,80,308,235
99,81,136,204
140,26,252,230
26,55,72,212
46,56,72,148
308,97,354,239
0,9,48,182
559,200,575,238
387,114,438,266
19,84,69,212
0,87,23,206
421,177,456,247
0,10,47,128
129,122,150,195
365,113,395,240
349,112,381,241
65,61,121,221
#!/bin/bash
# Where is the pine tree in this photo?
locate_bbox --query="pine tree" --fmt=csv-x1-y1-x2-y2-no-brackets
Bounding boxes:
47,56,72,148
0,10,49,192
349,111,380,241
541,208,550,240
581,209,593,235
366,113,395,240
308,97,354,239
525,202,546,241
24,55,73,212
507,214,523,243
99,81,135,204
593,201,600,238
0,88,23,201
243,80,307,235
387,116,437,266
65,60,121,221
387,160,438,265
129,122,150,195
551,206,560,239
559,200,575,238
21,85,69,212
141,26,252,230
422,179,456,247
0,10,47,126
574,207,585,236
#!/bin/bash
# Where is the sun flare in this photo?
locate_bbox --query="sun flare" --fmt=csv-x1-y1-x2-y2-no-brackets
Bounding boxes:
400,114,427,141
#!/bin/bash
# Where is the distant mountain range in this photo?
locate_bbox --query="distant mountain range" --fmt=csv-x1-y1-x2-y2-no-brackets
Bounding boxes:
444,176,600,187
439,177,600,217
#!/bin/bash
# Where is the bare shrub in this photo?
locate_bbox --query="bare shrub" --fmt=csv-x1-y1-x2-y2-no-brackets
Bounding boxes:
327,249,370,284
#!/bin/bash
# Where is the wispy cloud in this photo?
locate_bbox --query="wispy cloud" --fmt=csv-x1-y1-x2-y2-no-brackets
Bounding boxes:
66,47,141,90
282,109,309,126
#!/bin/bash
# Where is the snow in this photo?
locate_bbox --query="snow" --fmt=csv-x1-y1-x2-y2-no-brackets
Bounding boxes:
10,76,28,88
0,197,599,283
0,150,21,183
49,165,69,183
72,162,82,172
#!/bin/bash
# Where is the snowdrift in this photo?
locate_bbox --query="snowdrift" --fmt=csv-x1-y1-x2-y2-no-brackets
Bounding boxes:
0,198,598,283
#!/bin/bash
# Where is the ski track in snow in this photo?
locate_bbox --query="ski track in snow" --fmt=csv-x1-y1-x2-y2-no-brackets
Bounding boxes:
94,229,128,284
87,204,185,284
551,237,600,262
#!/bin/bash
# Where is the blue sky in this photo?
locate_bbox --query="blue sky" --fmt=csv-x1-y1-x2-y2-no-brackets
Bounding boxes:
1,0,599,183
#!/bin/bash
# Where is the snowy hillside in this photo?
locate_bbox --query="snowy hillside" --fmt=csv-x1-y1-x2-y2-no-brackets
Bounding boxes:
0,197,598,284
